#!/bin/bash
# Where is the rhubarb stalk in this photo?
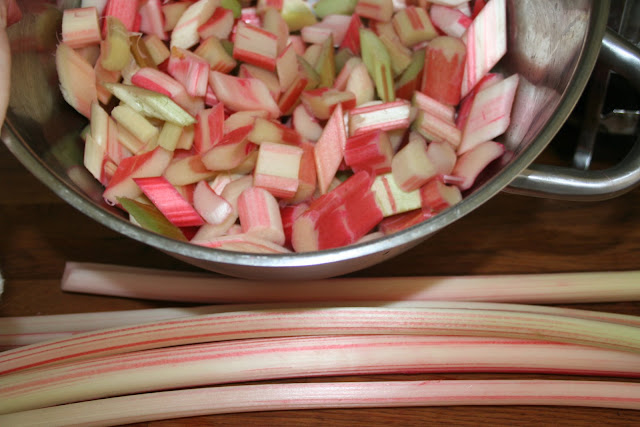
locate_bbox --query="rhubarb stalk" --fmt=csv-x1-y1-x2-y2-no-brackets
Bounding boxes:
1,380,639,426
1,305,640,376
2,335,640,414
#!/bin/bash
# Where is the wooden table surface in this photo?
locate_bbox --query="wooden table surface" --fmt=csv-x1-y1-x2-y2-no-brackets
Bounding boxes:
1,139,640,426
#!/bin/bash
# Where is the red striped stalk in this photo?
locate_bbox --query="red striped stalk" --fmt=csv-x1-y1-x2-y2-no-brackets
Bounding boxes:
2,335,640,415
1,305,639,376
60,262,640,305
1,380,639,425
3,299,640,349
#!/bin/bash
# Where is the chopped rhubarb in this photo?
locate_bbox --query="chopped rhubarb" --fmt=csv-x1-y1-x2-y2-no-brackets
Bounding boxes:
193,103,225,154
420,179,462,213
167,47,210,98
314,104,347,194
62,7,102,49
209,71,281,118
392,6,438,48
171,0,218,49
458,73,519,154
56,42,98,118
413,108,462,149
453,140,505,190
370,172,422,217
102,0,139,34
248,118,302,146
378,209,434,234
344,130,393,176
201,125,256,171
301,87,356,120
253,142,303,199
133,176,205,227
138,0,167,41
291,171,381,251
193,180,235,226
150,152,203,188
340,14,363,55
118,197,188,241
391,132,438,192
348,100,412,137
287,141,317,203
237,187,286,245
233,21,279,72
292,104,323,142
421,36,467,106
198,8,234,41
103,147,173,205
461,0,507,97
429,4,473,39
355,0,393,22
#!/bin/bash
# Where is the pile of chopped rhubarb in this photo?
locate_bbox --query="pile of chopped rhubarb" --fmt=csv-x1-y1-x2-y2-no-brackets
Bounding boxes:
56,0,517,253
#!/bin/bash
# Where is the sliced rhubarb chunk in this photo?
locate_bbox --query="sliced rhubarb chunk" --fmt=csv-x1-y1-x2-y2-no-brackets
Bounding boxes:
193,233,291,253
360,28,395,102
171,0,218,49
164,153,216,186
370,172,422,217
421,35,467,106
429,4,472,38
193,180,235,226
420,179,462,213
233,21,279,72
105,83,196,126
392,6,438,47
62,7,101,49
102,0,139,33
209,71,281,119
118,197,188,241
344,130,393,176
355,0,393,22
292,171,381,251
314,104,347,194
201,125,256,171
391,132,438,192
237,187,286,245
348,100,412,137
103,147,173,206
378,209,434,234
56,42,97,118
134,176,205,227
452,140,505,190
254,142,303,199
461,0,507,97
458,73,519,154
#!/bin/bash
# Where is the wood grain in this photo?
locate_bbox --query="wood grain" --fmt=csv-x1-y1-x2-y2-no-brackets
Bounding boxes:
1,141,639,425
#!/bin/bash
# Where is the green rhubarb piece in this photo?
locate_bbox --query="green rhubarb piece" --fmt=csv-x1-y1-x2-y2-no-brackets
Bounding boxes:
221,39,234,57
335,47,355,74
396,48,426,89
282,0,317,32
314,35,336,88
221,0,242,18
359,28,395,102
118,197,188,242
104,83,196,127
313,0,358,18
297,55,321,90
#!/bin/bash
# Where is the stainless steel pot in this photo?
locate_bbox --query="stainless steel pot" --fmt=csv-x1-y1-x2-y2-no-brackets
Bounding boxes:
3,0,640,280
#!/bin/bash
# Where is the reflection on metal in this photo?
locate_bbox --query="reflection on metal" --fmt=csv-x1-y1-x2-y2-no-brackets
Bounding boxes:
600,109,640,135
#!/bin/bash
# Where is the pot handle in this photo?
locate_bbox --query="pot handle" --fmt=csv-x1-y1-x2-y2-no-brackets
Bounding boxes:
505,29,640,201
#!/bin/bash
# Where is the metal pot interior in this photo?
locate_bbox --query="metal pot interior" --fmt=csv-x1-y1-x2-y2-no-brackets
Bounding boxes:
2,0,610,279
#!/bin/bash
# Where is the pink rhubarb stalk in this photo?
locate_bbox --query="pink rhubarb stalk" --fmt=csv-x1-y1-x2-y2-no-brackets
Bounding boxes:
1,380,638,425
2,336,640,415
60,262,640,305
